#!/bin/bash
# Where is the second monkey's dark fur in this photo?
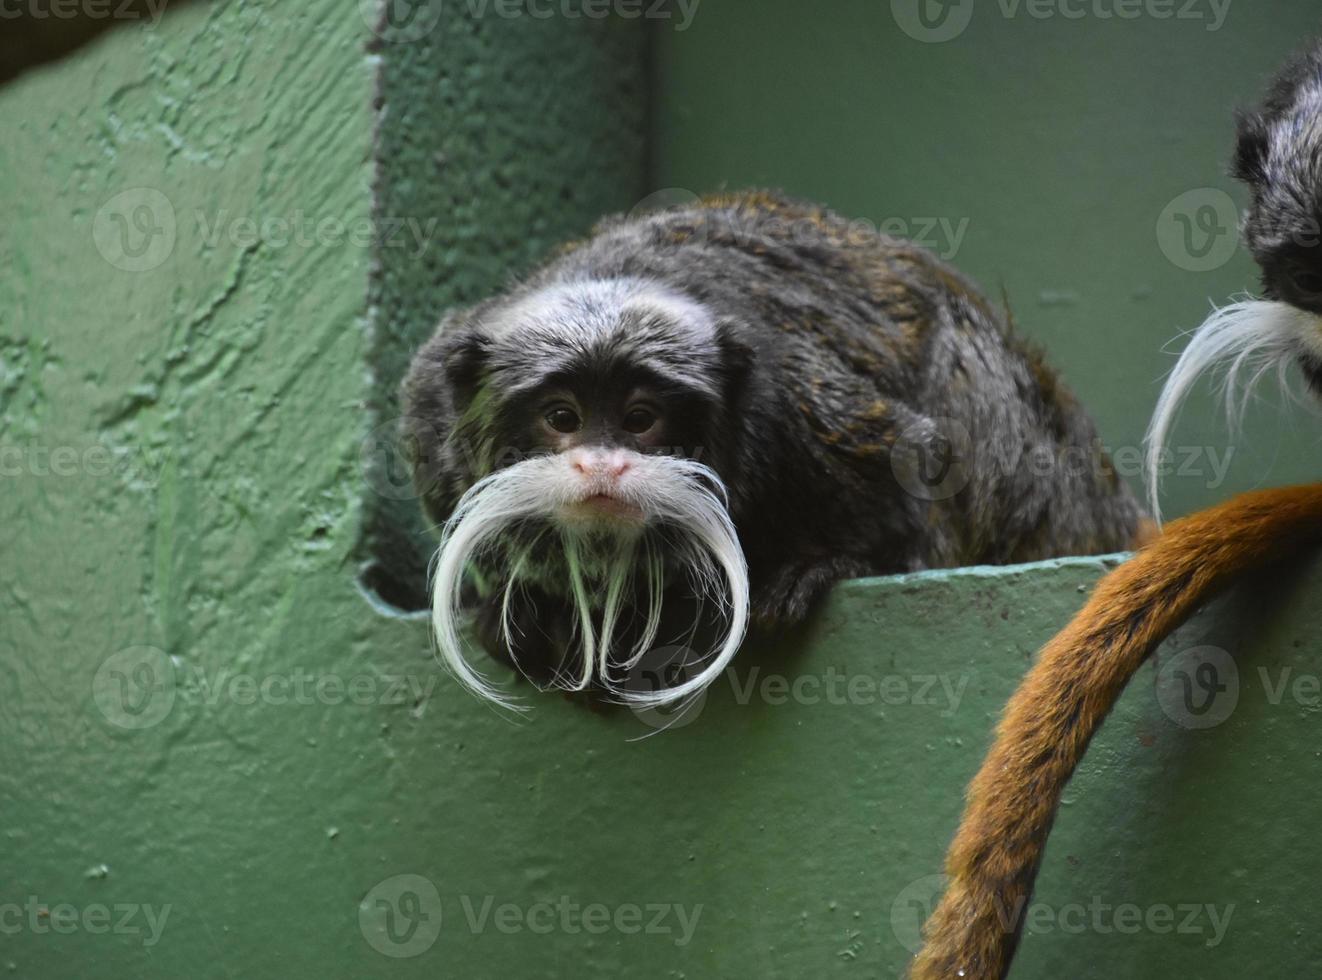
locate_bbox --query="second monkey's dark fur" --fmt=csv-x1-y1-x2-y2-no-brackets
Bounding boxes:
1233,39,1322,387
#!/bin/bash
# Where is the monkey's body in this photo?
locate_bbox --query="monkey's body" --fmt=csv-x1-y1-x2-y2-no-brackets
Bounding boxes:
404,193,1144,699
912,41,1322,980
552,194,1143,588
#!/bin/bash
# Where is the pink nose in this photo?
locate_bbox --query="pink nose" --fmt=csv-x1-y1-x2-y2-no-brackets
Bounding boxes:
567,449,632,480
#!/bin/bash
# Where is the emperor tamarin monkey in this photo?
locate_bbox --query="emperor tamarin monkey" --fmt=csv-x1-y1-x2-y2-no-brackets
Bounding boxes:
911,40,1322,980
1147,37,1322,516
402,191,1147,710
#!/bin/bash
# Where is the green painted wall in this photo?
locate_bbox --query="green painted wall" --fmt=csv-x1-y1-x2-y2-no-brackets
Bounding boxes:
652,0,1321,520
2,3,1320,980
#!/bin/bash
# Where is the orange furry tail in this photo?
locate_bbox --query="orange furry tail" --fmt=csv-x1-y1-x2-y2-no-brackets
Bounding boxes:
909,483,1322,980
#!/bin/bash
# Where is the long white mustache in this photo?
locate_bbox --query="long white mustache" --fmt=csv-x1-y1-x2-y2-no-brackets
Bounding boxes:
429,452,749,711
1145,298,1322,521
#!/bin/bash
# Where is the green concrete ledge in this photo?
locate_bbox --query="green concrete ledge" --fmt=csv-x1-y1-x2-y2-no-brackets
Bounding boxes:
357,550,1322,978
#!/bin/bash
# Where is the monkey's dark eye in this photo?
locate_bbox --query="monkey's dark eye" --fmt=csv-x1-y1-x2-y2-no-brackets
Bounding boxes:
1290,269,1322,296
544,407,581,434
622,407,658,434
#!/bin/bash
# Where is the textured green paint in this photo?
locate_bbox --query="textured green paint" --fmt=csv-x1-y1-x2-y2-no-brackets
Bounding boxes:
652,0,1320,521
2,4,1320,980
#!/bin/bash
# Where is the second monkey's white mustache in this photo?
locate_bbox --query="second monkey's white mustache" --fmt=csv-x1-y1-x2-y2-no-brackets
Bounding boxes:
1145,298,1322,521
428,452,750,711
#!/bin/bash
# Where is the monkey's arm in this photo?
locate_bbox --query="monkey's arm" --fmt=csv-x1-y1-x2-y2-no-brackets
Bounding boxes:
909,483,1322,980
751,554,878,626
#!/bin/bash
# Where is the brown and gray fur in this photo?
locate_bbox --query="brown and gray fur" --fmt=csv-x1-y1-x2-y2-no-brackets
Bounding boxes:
1235,38,1322,321
403,191,1146,697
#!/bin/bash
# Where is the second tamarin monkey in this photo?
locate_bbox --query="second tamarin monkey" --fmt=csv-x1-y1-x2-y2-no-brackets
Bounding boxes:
402,192,1146,709
910,39,1322,980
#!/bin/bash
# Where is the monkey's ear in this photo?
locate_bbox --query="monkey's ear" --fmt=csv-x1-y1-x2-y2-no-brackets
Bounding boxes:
714,319,756,381
710,319,757,416
438,328,493,407
1232,110,1270,184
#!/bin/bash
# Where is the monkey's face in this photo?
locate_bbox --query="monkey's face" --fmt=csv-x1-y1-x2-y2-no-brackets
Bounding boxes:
480,357,719,531
1234,106,1322,381
1244,225,1322,392
1253,239,1322,391
1230,103,1322,392
1148,110,1322,515
412,278,753,709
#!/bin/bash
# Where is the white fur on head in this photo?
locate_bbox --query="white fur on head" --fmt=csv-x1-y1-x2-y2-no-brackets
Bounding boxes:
429,450,749,711
485,278,724,399
1144,298,1322,520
